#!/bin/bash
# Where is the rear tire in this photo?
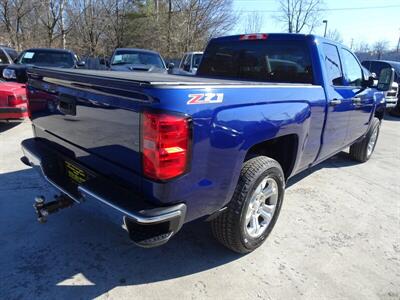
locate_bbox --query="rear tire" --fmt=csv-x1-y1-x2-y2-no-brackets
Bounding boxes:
211,156,285,254
349,117,380,162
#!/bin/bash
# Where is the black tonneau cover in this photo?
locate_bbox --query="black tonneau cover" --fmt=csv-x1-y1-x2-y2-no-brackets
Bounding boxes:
28,67,311,87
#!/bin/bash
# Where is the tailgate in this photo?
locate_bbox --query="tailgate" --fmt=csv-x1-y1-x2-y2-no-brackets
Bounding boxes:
27,68,152,185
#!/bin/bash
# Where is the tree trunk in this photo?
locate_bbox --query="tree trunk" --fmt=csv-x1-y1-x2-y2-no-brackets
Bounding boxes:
60,0,66,49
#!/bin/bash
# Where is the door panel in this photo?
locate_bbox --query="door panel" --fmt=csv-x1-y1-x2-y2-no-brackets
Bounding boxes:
319,87,353,159
340,49,374,143
318,43,352,160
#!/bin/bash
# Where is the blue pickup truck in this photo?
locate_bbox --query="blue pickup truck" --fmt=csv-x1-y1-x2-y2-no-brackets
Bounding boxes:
21,34,394,253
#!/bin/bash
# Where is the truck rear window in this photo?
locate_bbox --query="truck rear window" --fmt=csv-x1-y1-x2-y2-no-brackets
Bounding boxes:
197,39,313,84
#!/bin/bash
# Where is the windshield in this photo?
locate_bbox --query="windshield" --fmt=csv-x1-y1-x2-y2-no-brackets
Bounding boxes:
111,50,164,68
17,50,75,68
197,39,313,84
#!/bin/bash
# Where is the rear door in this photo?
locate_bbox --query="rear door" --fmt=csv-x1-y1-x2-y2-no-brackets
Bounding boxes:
318,43,353,159
340,48,375,143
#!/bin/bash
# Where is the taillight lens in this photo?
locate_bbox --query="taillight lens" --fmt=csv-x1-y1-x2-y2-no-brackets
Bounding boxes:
7,94,27,106
142,111,191,180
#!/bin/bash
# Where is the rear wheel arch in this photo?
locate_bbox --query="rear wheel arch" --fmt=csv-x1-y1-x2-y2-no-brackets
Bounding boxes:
244,134,299,179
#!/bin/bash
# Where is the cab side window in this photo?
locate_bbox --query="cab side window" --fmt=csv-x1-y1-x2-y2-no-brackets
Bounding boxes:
370,61,389,78
341,49,363,87
0,49,9,64
322,43,343,86
179,55,187,69
183,54,191,71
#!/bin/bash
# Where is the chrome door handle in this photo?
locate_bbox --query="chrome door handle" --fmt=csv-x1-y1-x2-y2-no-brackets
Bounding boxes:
352,97,362,105
329,99,342,106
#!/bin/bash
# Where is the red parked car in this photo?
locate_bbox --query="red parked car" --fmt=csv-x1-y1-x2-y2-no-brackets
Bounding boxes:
0,82,28,120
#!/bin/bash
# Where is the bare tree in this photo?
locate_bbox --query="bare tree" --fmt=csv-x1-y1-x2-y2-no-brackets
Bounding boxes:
276,0,324,33
59,0,66,48
373,40,389,60
122,0,237,58
36,0,65,47
102,0,132,50
68,0,109,55
0,0,237,57
355,42,370,53
244,11,263,34
173,0,237,54
0,0,32,50
326,29,343,43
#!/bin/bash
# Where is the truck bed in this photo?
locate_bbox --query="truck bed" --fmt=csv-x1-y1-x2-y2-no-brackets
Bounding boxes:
29,67,313,87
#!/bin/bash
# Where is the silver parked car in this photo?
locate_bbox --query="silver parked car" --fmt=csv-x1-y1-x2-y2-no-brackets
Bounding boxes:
109,48,168,73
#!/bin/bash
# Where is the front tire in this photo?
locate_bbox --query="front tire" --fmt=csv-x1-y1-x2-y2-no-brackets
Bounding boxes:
349,117,380,162
211,156,285,254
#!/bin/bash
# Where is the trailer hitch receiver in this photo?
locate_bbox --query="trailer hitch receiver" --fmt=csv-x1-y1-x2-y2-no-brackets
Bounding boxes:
33,195,74,223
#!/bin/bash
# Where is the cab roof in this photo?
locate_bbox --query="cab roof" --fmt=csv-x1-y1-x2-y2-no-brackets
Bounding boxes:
114,48,161,55
24,48,74,54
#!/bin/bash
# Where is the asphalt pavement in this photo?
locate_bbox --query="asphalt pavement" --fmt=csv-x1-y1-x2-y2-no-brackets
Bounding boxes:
0,117,399,300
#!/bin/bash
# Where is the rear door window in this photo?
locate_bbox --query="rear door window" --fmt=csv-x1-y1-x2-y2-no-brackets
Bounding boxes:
198,39,313,84
322,43,343,86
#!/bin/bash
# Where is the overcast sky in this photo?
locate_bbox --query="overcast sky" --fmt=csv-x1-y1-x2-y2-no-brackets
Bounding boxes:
232,0,400,49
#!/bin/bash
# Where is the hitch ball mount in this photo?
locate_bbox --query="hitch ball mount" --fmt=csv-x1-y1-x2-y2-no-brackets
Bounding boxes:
33,194,74,223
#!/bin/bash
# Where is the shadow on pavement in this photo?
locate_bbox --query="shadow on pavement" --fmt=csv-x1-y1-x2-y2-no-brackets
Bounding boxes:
384,113,400,121
0,150,361,299
0,122,22,133
0,168,241,299
287,151,358,188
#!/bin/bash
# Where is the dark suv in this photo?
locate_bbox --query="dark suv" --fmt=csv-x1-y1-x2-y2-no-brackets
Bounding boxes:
2,48,84,83
362,60,400,114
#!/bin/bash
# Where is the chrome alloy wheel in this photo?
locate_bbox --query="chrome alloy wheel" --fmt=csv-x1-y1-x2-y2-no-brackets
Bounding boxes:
367,125,379,157
244,177,279,238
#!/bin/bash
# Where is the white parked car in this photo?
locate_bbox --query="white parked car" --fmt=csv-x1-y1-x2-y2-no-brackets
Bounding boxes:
385,81,398,108
173,52,203,75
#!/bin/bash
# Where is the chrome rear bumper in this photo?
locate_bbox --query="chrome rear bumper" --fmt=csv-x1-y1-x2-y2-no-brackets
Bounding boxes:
21,138,186,247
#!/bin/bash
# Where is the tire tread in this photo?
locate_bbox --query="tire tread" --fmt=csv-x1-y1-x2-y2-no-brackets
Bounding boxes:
350,117,380,162
211,156,283,253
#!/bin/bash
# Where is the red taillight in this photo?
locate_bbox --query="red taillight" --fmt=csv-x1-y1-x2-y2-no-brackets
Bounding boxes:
239,33,268,40
7,94,27,106
142,111,190,180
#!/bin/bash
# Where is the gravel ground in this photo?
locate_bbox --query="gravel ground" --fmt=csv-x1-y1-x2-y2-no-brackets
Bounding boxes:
0,117,399,300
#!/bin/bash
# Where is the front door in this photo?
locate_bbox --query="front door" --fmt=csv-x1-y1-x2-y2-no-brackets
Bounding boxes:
340,48,375,144
318,43,353,160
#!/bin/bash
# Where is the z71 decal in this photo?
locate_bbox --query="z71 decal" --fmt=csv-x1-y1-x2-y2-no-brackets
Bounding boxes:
187,93,224,105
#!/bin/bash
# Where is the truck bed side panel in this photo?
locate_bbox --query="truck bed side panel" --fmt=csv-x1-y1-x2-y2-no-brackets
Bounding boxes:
137,85,326,220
